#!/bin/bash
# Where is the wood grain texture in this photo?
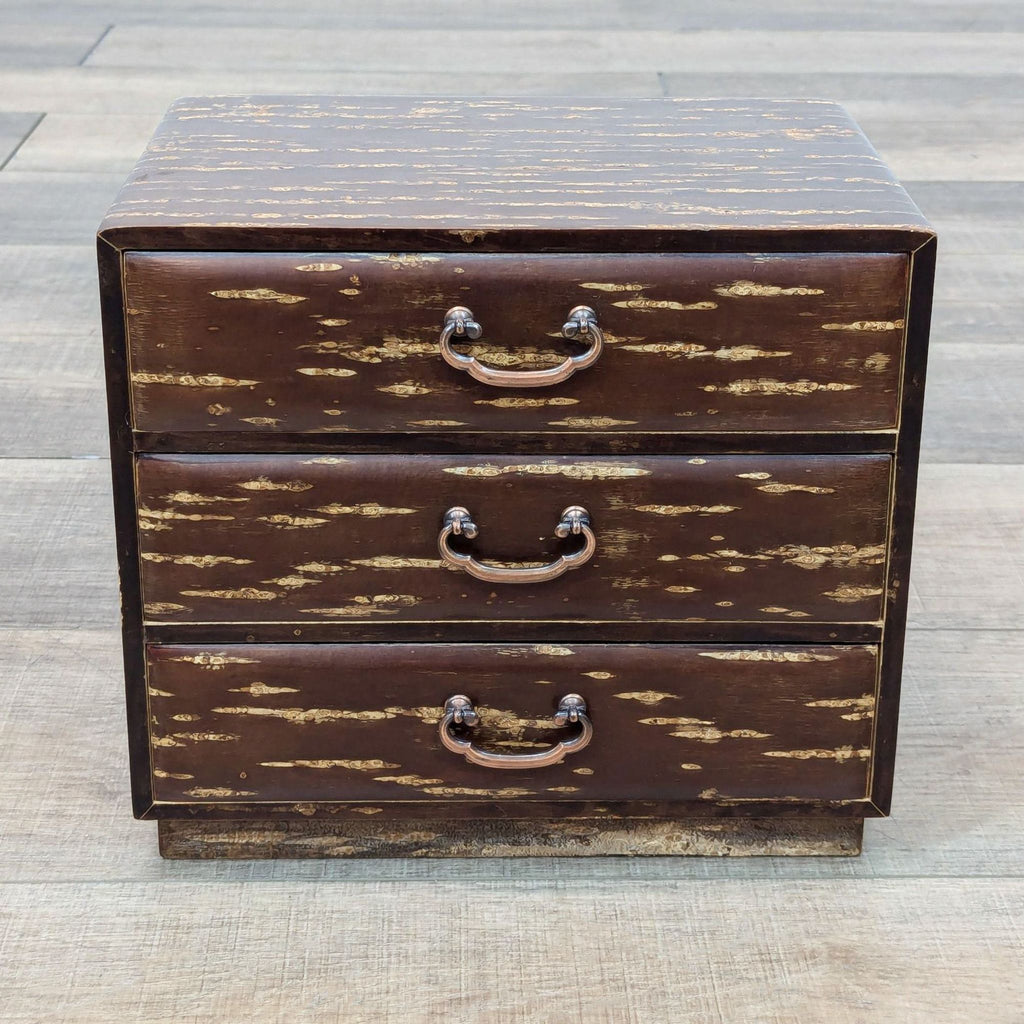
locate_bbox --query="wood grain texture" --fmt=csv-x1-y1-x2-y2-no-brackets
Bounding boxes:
4,111,156,173
2,877,1022,1023
0,67,664,115
13,0,1024,31
123,250,908,435
0,22,108,66
0,113,42,167
158,816,864,858
96,96,931,251
84,28,1024,75
146,642,879,808
9,68,1024,119
1,244,99,336
0,461,118,628
134,453,891,626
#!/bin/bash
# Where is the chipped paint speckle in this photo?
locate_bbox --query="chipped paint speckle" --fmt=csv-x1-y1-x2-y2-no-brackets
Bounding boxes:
348,556,444,569
475,396,579,408
445,463,648,480
162,490,248,505
296,367,358,378
212,705,396,724
703,379,859,396
167,653,258,669
714,280,824,297
141,552,252,568
612,298,718,311
824,585,884,602
548,416,638,428
256,514,328,529
377,381,432,396
766,544,885,570
299,595,421,616
229,682,300,695
636,504,737,515
699,650,838,663
261,759,400,770
144,603,186,616
132,372,261,388
314,502,417,516
180,587,280,601
185,786,257,797
614,691,677,704
210,288,306,304
822,319,905,332
579,282,648,292
172,732,240,743
140,507,235,522
763,747,871,761
238,477,313,492
671,726,772,742
422,786,535,798
806,695,875,721
374,774,444,787
261,575,320,590
756,483,836,495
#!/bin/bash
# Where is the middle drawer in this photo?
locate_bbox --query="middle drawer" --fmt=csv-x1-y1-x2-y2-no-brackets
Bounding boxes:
137,454,890,625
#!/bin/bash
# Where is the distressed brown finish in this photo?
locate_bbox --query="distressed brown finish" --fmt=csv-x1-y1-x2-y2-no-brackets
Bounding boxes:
96,97,935,853
123,250,908,435
158,816,864,859
96,97,931,253
147,643,878,807
135,453,891,626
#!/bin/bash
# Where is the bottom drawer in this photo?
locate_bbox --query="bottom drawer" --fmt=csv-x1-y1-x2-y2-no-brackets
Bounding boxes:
147,643,878,808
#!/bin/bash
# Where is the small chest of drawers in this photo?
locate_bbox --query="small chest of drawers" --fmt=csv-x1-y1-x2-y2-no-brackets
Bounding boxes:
98,97,935,858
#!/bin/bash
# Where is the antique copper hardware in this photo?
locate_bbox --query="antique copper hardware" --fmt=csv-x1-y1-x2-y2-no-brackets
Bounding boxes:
439,694,592,769
439,304,604,387
438,504,596,583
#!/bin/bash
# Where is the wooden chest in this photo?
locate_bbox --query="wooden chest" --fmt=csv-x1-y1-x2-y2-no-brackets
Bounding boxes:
97,97,935,858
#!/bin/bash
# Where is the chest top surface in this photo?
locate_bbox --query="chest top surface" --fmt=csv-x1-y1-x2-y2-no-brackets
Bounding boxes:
98,96,931,251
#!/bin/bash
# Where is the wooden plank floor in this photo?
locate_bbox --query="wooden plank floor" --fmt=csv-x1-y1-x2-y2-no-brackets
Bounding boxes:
1,4,1022,1021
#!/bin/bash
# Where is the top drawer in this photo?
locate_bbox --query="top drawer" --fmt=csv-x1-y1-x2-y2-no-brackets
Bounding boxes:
124,251,907,436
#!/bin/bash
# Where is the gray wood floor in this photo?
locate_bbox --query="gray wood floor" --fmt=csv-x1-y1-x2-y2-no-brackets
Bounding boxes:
1,3,1022,1021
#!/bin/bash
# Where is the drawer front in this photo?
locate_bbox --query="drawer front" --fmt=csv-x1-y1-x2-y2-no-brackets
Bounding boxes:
148,643,878,806
136,454,890,625
124,251,907,435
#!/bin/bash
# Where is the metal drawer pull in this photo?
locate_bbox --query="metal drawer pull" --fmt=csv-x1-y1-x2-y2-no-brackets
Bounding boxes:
440,694,592,769
440,304,604,387
439,504,595,584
